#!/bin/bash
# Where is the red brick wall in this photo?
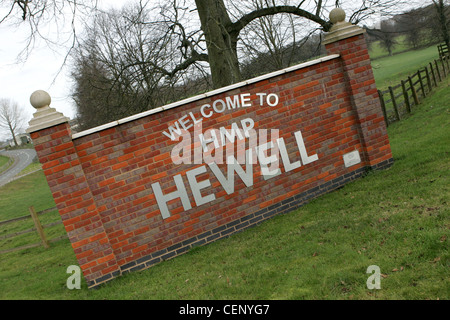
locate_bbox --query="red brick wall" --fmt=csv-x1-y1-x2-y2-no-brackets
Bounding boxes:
325,35,392,167
31,33,393,288
30,124,120,284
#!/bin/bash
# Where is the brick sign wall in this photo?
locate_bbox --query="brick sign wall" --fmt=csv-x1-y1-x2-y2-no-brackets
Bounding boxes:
28,16,393,288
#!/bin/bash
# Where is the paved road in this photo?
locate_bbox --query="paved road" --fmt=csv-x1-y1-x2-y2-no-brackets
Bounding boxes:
0,149,37,188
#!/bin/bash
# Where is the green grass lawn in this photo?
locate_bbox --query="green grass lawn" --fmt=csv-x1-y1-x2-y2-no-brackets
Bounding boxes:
0,155,11,174
0,170,56,221
368,35,412,60
0,76,448,300
0,155,9,167
371,46,440,90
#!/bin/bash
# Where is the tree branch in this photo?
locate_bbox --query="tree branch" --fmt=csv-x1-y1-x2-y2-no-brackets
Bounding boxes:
16,0,29,20
117,51,209,82
228,5,331,35
0,1,17,24
165,52,209,78
316,0,323,17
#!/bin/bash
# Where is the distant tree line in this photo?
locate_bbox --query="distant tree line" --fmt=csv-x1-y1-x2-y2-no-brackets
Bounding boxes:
365,1,450,56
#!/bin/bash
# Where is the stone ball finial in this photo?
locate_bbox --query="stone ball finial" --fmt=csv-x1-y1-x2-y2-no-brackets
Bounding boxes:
30,90,51,109
329,7,346,24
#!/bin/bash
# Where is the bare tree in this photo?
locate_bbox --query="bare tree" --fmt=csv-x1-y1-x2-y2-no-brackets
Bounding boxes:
365,18,399,56
237,0,311,73
432,0,449,48
0,98,26,147
193,0,334,87
0,0,98,63
347,0,408,24
394,9,426,49
71,1,212,130
378,19,398,56
2,0,407,90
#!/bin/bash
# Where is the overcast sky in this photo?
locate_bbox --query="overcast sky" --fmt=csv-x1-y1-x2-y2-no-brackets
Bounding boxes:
0,0,127,140
0,0,419,140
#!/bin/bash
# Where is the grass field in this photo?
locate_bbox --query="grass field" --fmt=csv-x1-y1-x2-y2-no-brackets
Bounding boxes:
0,50,448,300
371,45,439,90
0,155,9,168
367,35,432,60
0,155,11,175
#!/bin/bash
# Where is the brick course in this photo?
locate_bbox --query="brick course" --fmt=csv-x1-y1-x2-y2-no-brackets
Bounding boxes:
30,32,393,288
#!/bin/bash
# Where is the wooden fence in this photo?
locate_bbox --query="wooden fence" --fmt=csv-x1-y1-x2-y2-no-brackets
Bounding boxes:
378,49,449,126
0,206,67,254
438,43,449,59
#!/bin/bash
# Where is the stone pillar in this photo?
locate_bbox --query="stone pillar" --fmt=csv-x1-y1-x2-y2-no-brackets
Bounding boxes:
27,90,120,288
323,8,393,170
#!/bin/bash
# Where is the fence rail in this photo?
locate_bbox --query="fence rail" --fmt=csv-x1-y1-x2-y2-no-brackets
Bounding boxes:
438,43,449,59
0,206,67,254
378,46,449,126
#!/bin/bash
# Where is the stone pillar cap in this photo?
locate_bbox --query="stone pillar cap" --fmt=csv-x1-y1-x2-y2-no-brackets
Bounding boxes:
323,8,365,45
26,90,70,133
329,7,346,24
30,90,52,109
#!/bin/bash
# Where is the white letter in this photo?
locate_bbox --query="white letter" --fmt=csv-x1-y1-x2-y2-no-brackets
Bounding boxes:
186,166,215,206
200,104,213,118
267,93,279,106
240,118,255,138
208,150,254,194
226,95,240,110
152,175,191,219
294,131,318,165
224,305,230,315
241,93,252,107
277,138,301,172
213,99,227,113
162,121,183,141
199,129,220,152
178,115,192,130
256,93,266,105
202,129,223,164
220,123,245,145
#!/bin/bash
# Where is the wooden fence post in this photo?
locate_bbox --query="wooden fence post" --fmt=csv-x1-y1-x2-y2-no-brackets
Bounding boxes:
29,206,50,249
418,70,426,98
389,86,400,121
434,60,442,82
408,76,419,106
440,56,447,77
429,63,437,87
425,66,432,92
378,90,389,127
401,80,411,113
